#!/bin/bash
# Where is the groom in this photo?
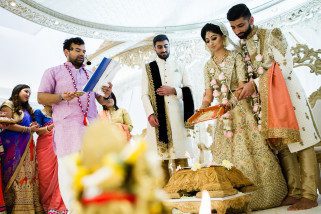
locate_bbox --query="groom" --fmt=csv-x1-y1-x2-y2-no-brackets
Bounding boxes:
227,3,320,210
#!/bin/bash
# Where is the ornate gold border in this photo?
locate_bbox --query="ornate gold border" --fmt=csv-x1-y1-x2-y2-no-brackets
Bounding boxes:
5,138,32,192
145,63,173,158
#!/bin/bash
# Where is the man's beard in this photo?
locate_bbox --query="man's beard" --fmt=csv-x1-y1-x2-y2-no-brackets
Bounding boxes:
237,25,252,39
157,52,170,60
70,57,84,68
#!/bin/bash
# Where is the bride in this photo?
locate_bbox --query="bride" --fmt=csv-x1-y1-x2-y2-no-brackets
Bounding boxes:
200,22,287,210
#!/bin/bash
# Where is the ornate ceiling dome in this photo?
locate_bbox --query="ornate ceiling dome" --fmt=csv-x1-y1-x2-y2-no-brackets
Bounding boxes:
2,0,320,41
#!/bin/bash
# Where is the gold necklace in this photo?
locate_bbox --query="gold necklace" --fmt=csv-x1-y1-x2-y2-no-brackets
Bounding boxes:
213,51,228,64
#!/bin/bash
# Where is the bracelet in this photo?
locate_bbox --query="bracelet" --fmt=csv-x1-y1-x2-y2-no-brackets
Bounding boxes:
22,127,30,133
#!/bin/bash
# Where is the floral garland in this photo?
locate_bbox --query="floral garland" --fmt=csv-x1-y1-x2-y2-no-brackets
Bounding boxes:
209,59,233,138
240,34,263,130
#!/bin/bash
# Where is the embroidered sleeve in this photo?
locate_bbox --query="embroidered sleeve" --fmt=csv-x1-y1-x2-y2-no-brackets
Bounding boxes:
203,62,212,89
0,100,23,122
269,28,288,59
122,109,133,131
268,28,293,76
141,64,155,117
235,52,247,82
1,100,14,111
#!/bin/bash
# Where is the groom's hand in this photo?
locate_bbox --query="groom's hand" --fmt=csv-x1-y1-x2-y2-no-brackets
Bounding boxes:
237,81,255,100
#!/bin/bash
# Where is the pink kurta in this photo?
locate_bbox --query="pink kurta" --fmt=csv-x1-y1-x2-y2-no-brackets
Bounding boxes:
38,62,98,157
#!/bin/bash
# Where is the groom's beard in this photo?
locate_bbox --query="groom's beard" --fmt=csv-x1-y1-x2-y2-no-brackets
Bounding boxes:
237,25,252,39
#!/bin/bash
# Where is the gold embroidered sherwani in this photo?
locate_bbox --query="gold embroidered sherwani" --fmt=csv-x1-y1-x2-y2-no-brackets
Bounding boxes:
204,51,287,210
242,26,320,201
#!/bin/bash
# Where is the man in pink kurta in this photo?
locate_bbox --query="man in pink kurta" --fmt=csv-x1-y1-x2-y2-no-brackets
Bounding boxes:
38,37,112,213
38,61,98,157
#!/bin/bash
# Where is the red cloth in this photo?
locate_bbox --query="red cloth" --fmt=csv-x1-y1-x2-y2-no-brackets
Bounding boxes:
36,130,67,213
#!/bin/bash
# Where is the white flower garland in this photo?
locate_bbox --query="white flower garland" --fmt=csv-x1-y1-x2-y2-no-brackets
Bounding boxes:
240,34,263,130
210,61,233,138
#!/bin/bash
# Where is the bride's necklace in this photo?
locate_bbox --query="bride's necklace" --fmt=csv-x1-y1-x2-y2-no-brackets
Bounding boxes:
213,51,228,65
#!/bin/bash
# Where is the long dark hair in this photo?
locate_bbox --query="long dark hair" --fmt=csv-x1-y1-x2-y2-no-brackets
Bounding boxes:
9,84,34,120
102,92,119,111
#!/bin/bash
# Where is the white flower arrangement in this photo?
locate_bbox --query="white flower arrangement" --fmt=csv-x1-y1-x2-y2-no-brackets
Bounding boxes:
191,162,202,171
221,160,233,170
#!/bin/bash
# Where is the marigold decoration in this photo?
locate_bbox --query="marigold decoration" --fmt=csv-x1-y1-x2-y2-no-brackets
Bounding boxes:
73,120,169,214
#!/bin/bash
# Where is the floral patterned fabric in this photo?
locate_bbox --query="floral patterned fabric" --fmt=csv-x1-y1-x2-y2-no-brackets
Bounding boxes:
204,51,287,210
0,103,44,213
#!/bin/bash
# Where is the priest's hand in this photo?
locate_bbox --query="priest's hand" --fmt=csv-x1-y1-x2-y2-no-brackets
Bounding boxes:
102,82,113,98
156,86,176,96
61,92,77,101
148,114,159,127
236,81,255,100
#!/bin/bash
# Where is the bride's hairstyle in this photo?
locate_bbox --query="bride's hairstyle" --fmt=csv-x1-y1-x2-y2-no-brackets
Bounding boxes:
201,23,224,42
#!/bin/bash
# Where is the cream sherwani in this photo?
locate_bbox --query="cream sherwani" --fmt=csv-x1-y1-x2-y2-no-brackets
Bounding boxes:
141,57,193,160
243,26,320,201
245,27,320,152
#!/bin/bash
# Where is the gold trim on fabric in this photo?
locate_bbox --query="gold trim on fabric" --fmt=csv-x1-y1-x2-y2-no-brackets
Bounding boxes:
5,137,32,192
271,28,287,57
267,128,301,144
145,63,173,158
1,100,24,122
259,71,269,139
259,70,301,143
257,28,267,59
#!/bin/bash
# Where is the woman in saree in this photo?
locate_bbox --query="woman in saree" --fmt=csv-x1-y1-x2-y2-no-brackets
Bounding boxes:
0,84,43,213
98,92,133,141
34,106,67,214
200,23,287,210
